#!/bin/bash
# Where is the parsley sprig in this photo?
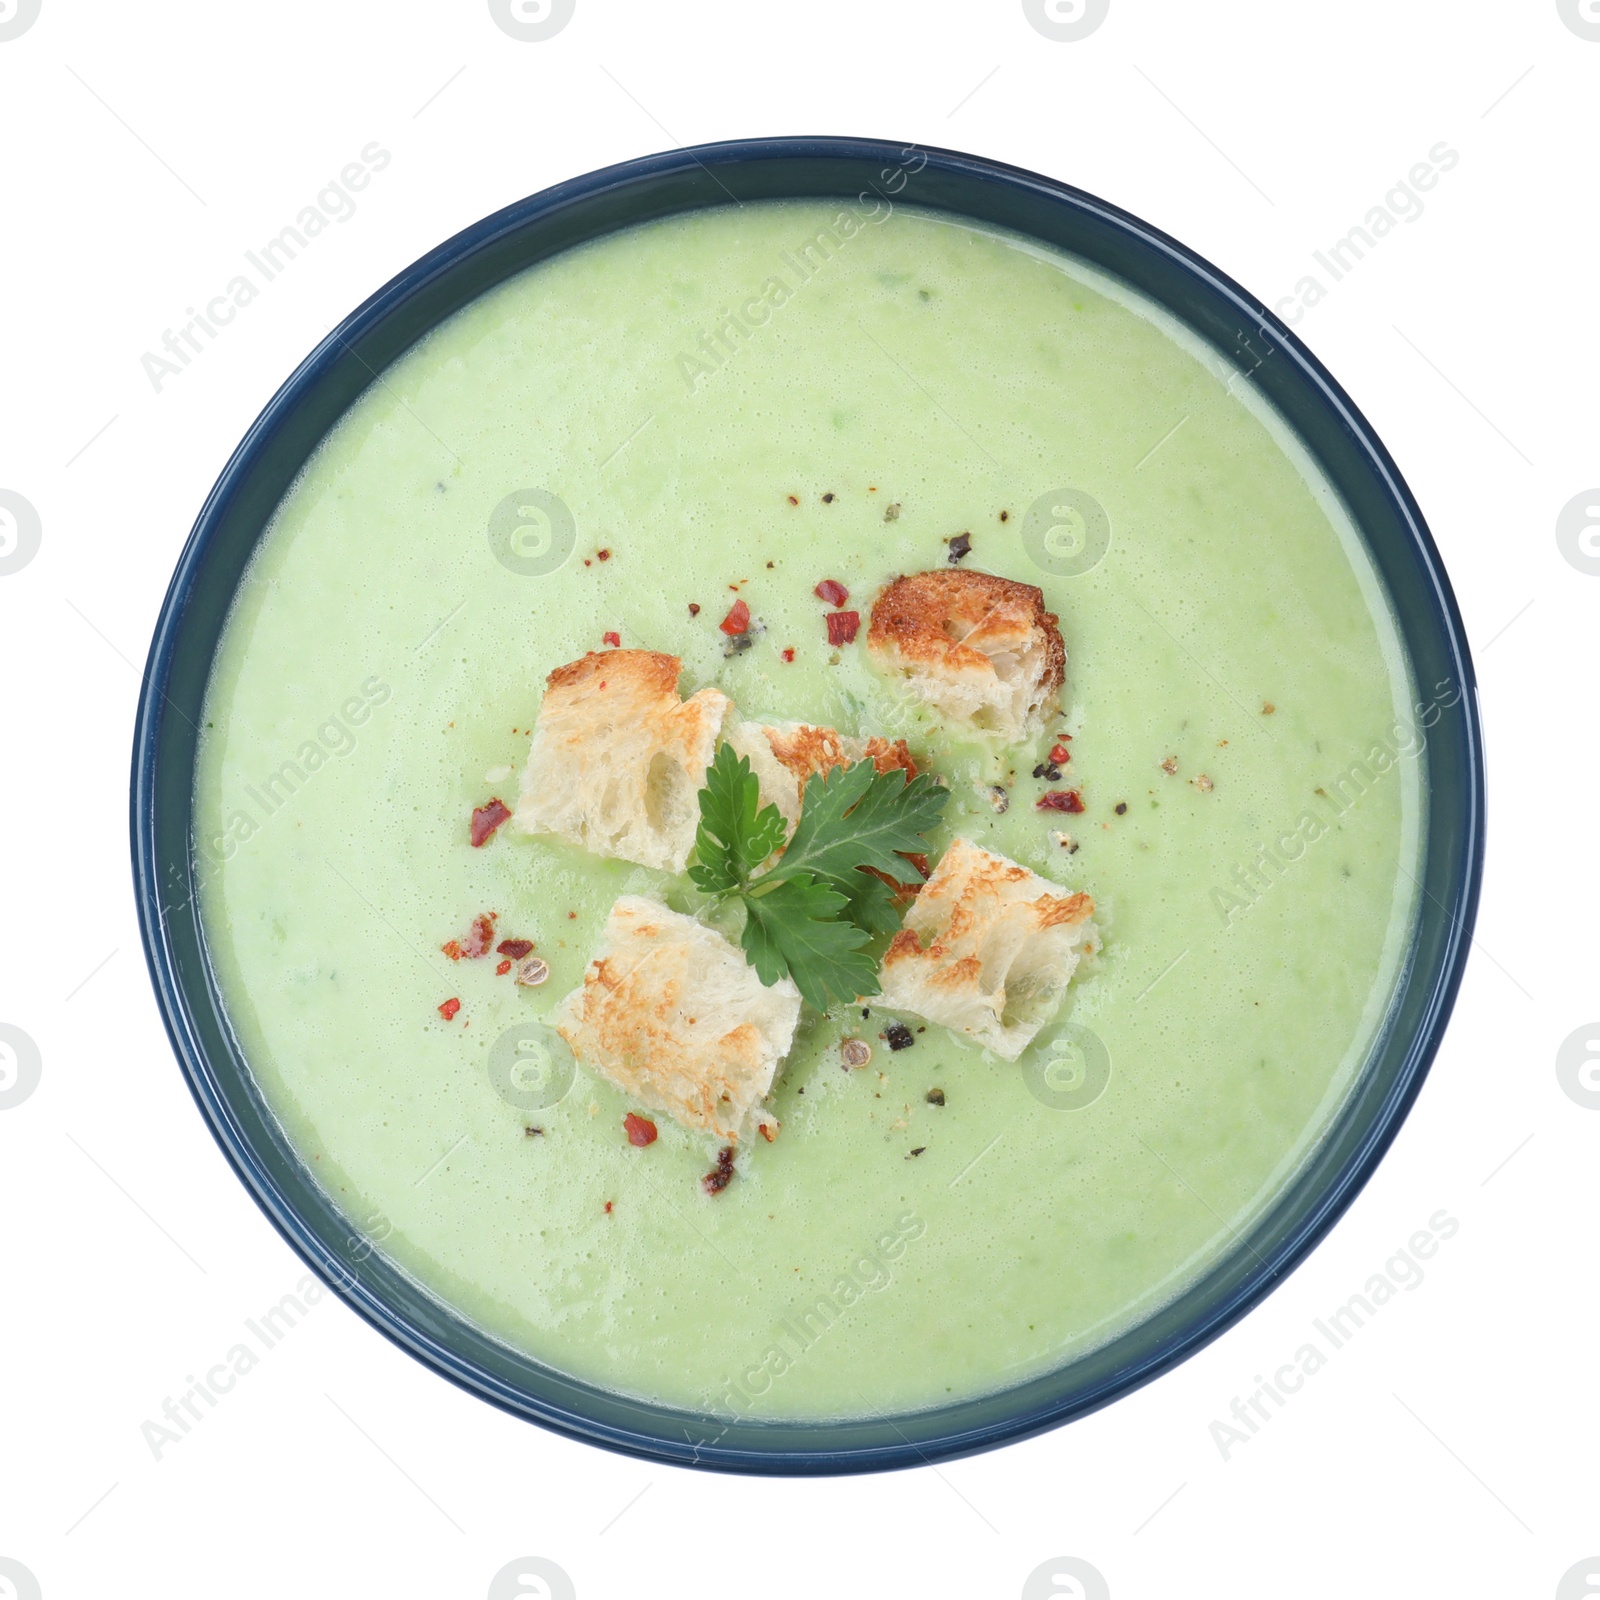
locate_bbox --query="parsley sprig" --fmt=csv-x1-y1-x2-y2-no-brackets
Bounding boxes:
688,744,948,1010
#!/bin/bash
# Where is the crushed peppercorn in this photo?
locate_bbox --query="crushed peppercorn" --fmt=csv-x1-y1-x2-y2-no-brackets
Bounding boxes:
702,1146,736,1195
1115,802,1128,815
946,532,972,564
885,1022,914,1051
926,1088,946,1106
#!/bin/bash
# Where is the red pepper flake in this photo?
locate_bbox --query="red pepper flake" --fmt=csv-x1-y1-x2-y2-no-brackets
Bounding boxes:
688,602,701,616
497,938,534,960
624,1113,658,1147
814,578,849,607
1049,743,1072,765
437,997,461,1021
441,940,463,961
826,610,860,646
461,913,496,958
1037,790,1086,814
602,630,620,647
781,647,795,663
597,548,612,561
720,598,751,636
702,1146,736,1195
603,1200,614,1214
470,798,511,848
786,494,799,506
495,959,512,976
758,1122,776,1142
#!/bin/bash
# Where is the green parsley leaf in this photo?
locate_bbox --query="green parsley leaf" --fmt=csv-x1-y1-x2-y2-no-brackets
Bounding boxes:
689,751,949,1006
837,866,905,939
687,743,789,895
768,761,948,901
741,876,880,1011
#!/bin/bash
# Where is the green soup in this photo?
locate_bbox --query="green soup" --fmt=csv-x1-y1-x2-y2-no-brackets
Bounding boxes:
195,199,1423,1420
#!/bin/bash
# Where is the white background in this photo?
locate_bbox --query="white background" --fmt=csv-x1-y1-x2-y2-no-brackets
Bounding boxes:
1,1,1594,1595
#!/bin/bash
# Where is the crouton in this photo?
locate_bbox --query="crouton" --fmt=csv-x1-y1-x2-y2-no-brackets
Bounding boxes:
515,650,731,872
866,569,1065,741
723,717,917,830
877,837,1097,1060
553,896,800,1144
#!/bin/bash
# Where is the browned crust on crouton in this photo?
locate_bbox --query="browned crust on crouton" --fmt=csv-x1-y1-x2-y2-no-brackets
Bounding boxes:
556,901,796,1143
545,648,681,697
1037,890,1095,928
883,843,1095,973
859,735,919,779
866,569,1065,696
881,930,989,992
764,722,846,783
763,724,918,787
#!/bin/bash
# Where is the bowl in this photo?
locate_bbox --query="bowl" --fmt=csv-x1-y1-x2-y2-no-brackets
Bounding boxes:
131,136,1484,1474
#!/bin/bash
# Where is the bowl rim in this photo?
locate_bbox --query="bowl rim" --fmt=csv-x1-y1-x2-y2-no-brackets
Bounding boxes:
130,134,1485,1475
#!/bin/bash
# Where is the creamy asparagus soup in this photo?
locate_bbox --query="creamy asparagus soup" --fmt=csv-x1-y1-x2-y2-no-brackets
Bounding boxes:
195,199,1424,1419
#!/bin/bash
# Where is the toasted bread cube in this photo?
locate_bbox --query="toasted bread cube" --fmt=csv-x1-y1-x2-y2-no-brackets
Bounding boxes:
866,569,1065,742
515,650,731,872
723,717,918,831
877,837,1097,1060
553,896,800,1144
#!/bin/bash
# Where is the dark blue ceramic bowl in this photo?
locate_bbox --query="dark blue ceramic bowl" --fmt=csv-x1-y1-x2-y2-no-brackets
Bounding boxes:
131,137,1484,1474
